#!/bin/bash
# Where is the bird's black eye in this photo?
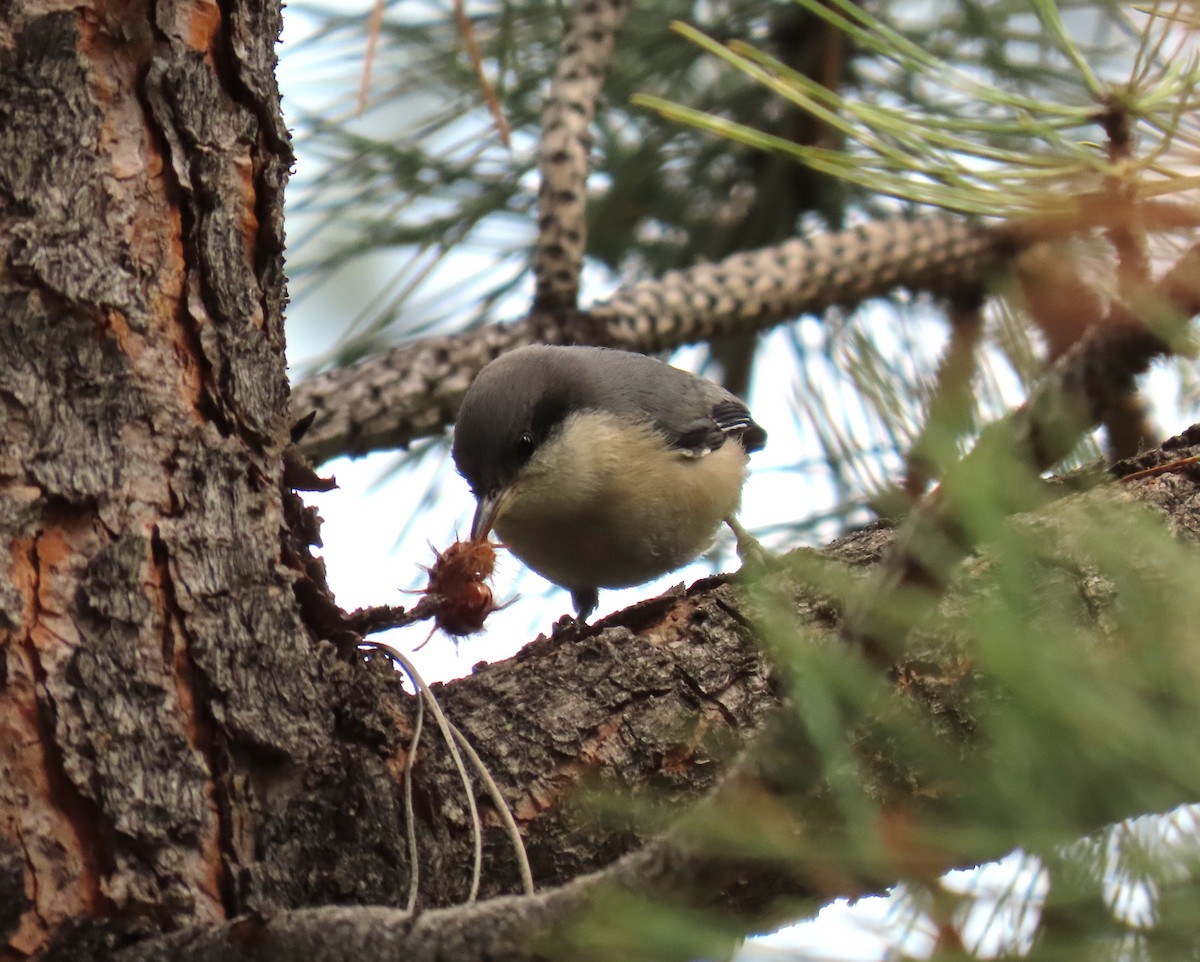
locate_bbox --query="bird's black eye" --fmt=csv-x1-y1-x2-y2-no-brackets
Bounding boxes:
514,432,536,463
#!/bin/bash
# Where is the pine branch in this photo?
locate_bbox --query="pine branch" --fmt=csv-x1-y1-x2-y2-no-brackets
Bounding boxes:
577,215,1004,348
291,215,1011,464
841,241,1200,665
533,0,630,314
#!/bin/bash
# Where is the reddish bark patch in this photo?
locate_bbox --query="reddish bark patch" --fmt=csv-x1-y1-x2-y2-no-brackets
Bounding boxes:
0,534,105,957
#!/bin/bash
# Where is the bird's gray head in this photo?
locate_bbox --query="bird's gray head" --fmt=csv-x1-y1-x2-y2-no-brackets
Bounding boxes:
451,346,578,506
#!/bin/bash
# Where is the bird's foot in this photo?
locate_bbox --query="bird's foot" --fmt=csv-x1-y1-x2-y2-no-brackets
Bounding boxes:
569,586,598,623
726,517,772,571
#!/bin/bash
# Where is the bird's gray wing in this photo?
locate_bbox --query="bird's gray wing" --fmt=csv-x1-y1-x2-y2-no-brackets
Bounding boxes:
654,383,766,456
710,398,767,452
575,347,767,455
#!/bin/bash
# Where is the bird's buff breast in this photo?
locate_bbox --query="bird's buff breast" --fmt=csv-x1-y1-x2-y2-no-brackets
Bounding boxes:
493,412,748,590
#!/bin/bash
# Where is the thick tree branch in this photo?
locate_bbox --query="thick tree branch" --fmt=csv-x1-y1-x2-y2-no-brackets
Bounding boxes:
112,416,1200,961
291,216,1010,464
116,805,836,962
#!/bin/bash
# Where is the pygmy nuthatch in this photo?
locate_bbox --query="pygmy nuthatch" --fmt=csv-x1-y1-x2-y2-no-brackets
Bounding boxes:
451,345,766,620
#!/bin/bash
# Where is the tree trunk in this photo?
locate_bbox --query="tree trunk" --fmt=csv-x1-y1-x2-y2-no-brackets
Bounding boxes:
1,0,287,950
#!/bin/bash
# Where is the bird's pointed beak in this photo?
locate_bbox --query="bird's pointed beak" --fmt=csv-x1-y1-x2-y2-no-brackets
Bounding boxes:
470,488,509,541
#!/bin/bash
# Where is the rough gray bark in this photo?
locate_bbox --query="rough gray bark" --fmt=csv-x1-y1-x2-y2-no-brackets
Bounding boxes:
0,0,363,954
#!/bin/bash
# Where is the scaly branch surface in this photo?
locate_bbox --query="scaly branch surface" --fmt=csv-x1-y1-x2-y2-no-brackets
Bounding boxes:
533,0,630,314
577,216,1002,349
291,216,1010,464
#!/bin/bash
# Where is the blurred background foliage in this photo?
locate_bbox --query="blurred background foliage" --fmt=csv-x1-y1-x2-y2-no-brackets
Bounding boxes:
279,1,1200,957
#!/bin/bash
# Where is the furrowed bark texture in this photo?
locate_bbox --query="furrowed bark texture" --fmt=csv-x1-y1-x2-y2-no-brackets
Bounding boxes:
0,0,349,954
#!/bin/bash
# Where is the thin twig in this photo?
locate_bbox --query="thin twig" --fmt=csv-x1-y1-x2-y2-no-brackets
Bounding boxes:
346,596,437,635
404,689,425,912
448,720,535,896
1119,454,1200,483
356,0,387,116
380,645,484,904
